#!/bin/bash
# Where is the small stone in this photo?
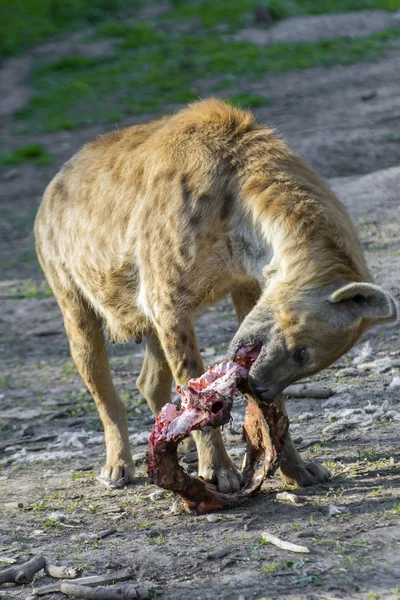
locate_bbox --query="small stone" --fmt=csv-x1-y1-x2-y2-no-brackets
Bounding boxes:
276,492,300,504
328,504,347,517
129,431,150,445
132,451,146,464
181,451,199,464
297,412,314,423
339,408,363,418
149,489,165,501
170,500,181,515
389,376,400,388
207,546,233,560
206,513,219,523
323,422,346,435
292,436,303,445
360,90,377,101
352,341,373,365
203,347,216,357
322,394,352,409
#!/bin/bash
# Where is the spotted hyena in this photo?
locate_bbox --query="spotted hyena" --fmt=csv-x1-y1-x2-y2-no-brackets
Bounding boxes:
35,99,397,491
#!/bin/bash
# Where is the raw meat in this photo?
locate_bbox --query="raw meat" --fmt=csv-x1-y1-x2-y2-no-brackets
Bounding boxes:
147,345,288,514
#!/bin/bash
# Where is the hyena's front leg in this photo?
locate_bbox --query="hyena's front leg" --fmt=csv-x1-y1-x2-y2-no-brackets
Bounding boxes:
156,318,242,493
274,395,331,487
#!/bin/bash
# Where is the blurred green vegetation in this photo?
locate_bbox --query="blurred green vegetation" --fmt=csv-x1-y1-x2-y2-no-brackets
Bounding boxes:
1,0,398,58
0,143,53,166
0,0,144,57
17,23,400,133
2,0,400,133
169,0,400,27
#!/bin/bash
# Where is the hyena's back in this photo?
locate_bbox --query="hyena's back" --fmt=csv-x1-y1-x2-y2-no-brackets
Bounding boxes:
35,102,250,343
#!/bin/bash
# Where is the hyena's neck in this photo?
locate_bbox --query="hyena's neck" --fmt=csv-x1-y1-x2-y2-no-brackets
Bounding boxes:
238,157,371,289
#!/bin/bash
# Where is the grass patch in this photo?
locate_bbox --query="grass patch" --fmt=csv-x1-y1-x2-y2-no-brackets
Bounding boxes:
0,0,143,58
266,0,400,21
227,93,271,108
167,0,400,29
16,25,400,133
7,279,53,299
261,562,278,573
0,144,53,167
2,0,399,62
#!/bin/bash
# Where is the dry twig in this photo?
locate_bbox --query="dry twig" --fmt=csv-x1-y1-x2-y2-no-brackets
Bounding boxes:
60,583,150,599
261,531,310,553
33,570,134,595
283,384,333,399
45,564,78,579
0,555,45,584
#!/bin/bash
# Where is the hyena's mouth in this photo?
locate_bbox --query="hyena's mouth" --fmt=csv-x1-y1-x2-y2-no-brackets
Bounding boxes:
233,342,263,370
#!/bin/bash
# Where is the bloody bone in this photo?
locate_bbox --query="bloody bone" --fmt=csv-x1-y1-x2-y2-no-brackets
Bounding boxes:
147,346,289,514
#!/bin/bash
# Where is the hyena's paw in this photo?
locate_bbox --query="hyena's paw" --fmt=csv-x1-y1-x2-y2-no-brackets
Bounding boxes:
280,460,331,488
99,460,136,488
198,457,242,493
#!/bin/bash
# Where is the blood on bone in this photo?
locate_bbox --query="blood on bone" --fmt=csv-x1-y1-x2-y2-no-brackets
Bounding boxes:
147,344,288,514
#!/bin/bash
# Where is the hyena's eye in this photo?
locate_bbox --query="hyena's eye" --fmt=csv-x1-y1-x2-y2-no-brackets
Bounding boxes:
293,347,309,366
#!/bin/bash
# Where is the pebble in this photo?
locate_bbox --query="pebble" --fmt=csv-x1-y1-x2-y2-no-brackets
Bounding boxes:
149,489,165,502
206,513,219,523
389,376,400,388
352,341,373,365
322,394,352,409
276,491,300,504
297,412,314,422
339,408,363,418
129,431,150,445
328,504,347,517
323,423,344,435
132,451,146,464
170,500,181,515
207,546,233,560
180,451,199,464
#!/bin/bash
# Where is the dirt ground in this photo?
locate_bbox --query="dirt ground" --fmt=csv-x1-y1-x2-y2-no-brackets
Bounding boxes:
1,9,400,600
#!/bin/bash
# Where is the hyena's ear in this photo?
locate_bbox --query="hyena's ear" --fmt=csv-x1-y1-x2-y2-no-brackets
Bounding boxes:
329,282,398,324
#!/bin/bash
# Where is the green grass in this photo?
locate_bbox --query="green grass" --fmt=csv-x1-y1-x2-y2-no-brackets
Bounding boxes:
0,0,144,58
266,0,400,21
16,23,400,133
0,143,53,166
167,0,400,29
2,0,399,61
227,93,271,108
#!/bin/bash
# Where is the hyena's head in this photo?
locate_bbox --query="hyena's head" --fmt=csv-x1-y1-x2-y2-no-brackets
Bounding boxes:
229,281,397,401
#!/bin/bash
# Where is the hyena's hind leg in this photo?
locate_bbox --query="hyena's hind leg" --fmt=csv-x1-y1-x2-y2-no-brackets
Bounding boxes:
38,258,135,485
136,334,173,415
232,280,330,488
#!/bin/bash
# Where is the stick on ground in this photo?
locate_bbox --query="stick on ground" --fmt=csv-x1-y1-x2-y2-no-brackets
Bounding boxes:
283,384,333,398
0,555,45,584
44,564,78,579
261,531,310,553
60,583,145,599
33,570,134,595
